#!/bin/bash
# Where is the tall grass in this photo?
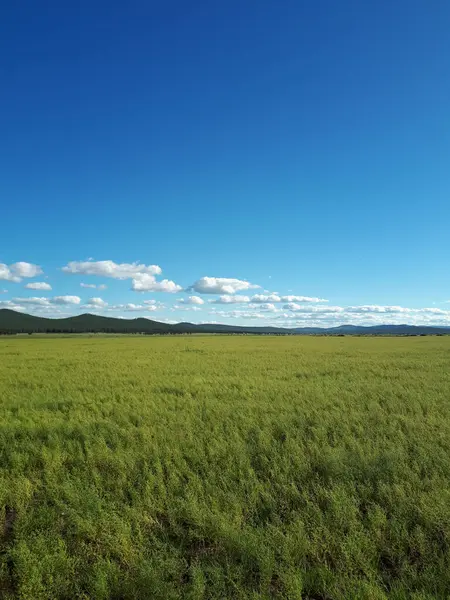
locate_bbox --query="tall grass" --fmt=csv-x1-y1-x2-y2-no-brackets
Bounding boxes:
1,335,449,599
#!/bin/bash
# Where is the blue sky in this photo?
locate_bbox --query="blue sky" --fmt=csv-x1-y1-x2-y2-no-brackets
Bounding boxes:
1,0,449,327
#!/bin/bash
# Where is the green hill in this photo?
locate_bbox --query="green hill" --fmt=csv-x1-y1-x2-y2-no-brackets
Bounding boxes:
0,309,173,334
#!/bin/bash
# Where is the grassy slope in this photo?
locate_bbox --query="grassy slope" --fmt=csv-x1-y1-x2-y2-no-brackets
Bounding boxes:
0,336,449,599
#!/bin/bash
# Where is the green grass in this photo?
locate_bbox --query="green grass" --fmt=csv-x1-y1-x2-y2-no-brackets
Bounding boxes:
1,335,450,599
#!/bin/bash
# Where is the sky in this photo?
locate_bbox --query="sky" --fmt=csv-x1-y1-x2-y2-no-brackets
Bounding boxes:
1,0,450,328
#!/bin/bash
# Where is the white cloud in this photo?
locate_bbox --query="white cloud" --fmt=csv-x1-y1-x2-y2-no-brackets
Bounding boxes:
210,309,267,320
131,274,182,293
0,300,26,311
420,307,447,314
118,303,144,311
212,295,251,304
283,303,344,313
190,276,260,295
80,282,108,290
346,305,408,314
248,303,278,312
113,303,156,312
281,295,328,303
0,264,20,283
105,302,163,313
86,297,108,308
179,296,205,305
0,289,7,294
25,282,52,291
64,260,180,293
52,296,81,305
173,305,202,312
63,260,162,279
250,294,281,303
10,297,80,314
12,297,51,306
247,294,328,304
11,262,43,278
0,262,43,282
142,300,165,309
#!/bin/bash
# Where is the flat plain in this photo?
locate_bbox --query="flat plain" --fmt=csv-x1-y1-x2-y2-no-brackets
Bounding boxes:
0,335,449,599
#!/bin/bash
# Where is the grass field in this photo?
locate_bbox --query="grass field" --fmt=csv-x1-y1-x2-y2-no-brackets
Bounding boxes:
1,335,449,599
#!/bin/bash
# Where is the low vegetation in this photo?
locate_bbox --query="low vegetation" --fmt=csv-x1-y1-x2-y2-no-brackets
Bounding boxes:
1,335,449,599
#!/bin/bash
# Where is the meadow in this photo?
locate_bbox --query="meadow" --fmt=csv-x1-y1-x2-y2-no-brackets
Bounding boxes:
0,335,449,599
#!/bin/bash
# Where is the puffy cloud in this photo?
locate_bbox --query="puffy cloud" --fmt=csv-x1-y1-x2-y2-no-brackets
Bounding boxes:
0,300,26,311
52,296,81,305
11,262,43,278
250,294,281,303
0,289,7,294
283,303,343,313
212,295,251,304
145,300,165,310
117,303,143,311
86,297,108,308
25,282,52,291
283,302,302,312
110,303,158,312
346,305,408,314
63,260,181,293
210,309,267,320
131,274,182,293
343,305,450,317
0,265,20,283
248,303,278,312
179,296,205,305
63,260,162,279
11,295,82,308
172,305,202,312
12,297,51,306
421,307,448,315
190,276,259,295
104,301,164,313
281,295,328,303
10,296,81,313
0,262,43,282
248,293,328,304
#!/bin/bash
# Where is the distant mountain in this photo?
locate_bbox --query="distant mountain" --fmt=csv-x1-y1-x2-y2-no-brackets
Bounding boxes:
0,309,449,336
